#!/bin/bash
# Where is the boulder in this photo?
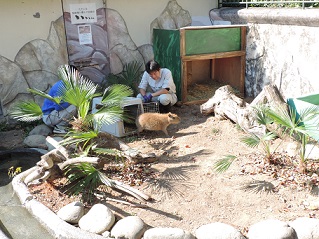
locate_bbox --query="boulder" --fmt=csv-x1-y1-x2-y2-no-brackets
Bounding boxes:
143,227,195,239
248,219,297,239
289,217,319,239
57,201,85,224
110,216,146,239
78,204,115,234
195,222,245,239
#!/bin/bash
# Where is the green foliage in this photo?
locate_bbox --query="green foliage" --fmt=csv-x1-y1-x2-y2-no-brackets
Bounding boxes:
241,131,277,160
10,100,43,122
213,155,237,173
106,61,143,96
61,130,98,153
267,105,319,171
63,163,102,203
93,84,134,128
8,166,22,178
58,65,100,119
8,64,138,204
63,162,115,203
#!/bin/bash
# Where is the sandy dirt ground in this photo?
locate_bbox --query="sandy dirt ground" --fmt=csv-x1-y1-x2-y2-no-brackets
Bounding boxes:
2,103,319,236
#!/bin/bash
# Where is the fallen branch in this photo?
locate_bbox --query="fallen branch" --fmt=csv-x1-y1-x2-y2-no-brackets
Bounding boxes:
46,136,70,159
58,156,100,170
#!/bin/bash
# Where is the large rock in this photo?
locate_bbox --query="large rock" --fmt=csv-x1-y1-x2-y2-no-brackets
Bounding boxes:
150,0,191,41
143,227,195,239
35,126,51,138
23,135,47,149
110,216,146,239
57,201,85,224
289,217,319,239
78,203,115,234
247,219,297,239
195,222,245,239
0,57,29,114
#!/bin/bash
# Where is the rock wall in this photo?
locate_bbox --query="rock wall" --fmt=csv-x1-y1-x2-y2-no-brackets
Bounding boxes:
215,8,319,100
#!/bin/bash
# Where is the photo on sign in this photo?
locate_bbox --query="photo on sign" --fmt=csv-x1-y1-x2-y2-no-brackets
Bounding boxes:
78,25,93,45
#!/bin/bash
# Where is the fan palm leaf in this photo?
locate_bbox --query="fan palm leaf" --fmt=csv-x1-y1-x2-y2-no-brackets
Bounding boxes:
93,105,126,128
253,104,273,126
213,155,237,173
63,162,102,203
10,101,43,122
101,84,133,105
57,65,99,119
28,88,62,105
61,130,98,150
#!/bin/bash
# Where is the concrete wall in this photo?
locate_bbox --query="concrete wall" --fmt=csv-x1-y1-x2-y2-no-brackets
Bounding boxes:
216,8,319,100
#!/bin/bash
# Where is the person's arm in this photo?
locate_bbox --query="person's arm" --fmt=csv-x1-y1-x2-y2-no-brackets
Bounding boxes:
138,72,149,96
139,88,147,96
151,88,168,97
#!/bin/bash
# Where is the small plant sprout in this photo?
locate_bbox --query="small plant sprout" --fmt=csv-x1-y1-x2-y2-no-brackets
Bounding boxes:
213,155,237,173
8,166,22,178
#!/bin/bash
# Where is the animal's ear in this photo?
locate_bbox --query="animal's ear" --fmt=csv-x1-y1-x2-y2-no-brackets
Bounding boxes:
168,112,172,116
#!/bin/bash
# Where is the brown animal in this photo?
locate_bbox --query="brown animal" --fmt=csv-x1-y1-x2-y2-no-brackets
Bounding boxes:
136,112,181,137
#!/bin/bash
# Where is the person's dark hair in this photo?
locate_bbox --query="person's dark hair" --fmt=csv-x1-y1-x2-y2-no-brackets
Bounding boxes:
145,60,161,74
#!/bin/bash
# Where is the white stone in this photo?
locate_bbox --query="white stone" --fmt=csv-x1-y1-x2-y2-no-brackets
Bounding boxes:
143,227,195,239
248,219,297,239
78,203,115,234
195,222,245,239
289,217,319,239
57,201,85,224
110,216,146,239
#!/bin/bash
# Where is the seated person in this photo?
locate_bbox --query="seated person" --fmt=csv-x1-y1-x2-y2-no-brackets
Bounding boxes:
136,60,178,113
42,65,77,133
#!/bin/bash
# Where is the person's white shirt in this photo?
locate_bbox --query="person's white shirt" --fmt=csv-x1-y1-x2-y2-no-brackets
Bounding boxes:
138,68,176,94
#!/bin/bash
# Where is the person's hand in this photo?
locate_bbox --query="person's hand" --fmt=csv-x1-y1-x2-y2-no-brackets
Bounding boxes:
143,94,152,103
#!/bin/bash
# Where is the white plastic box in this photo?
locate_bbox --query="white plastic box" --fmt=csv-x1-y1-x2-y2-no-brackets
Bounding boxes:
92,97,144,137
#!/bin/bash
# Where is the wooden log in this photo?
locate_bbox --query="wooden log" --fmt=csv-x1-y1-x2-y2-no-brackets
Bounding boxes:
250,84,288,111
200,84,287,136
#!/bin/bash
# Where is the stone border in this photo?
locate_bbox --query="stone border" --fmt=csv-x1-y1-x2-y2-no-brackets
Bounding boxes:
12,167,104,239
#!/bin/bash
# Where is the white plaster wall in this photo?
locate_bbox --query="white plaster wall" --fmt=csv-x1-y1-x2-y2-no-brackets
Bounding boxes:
106,0,216,47
0,0,63,61
0,0,216,61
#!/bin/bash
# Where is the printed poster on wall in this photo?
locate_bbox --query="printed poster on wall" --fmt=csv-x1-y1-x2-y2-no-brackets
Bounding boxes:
78,25,93,45
70,3,97,24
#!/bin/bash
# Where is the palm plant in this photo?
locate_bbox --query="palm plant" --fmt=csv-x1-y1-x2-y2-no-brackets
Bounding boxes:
9,65,137,202
106,61,143,96
266,105,319,173
214,105,277,172
241,132,277,163
63,162,103,203
11,65,133,150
